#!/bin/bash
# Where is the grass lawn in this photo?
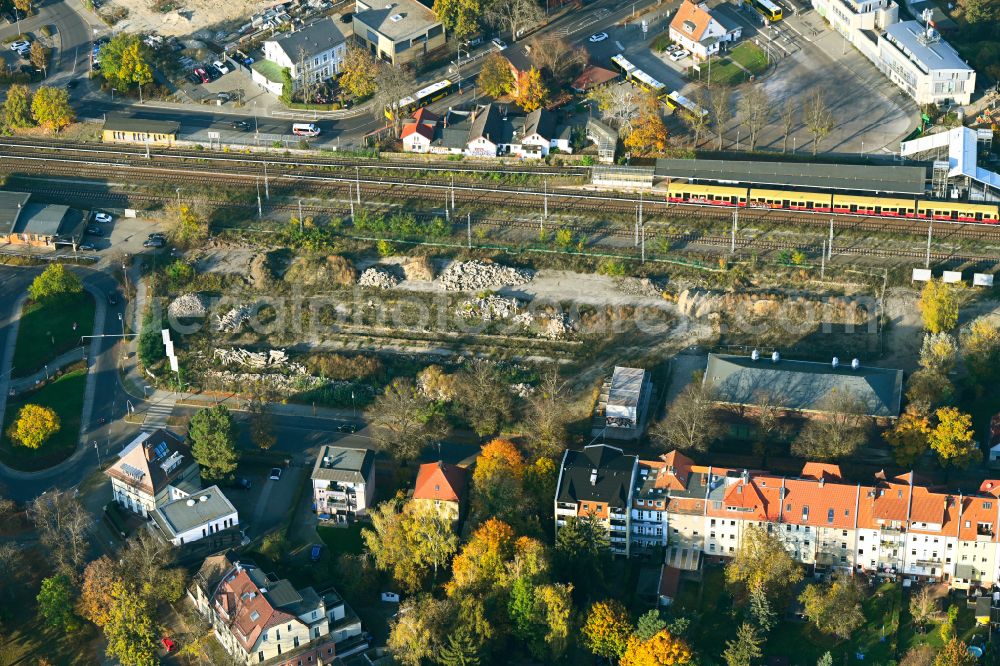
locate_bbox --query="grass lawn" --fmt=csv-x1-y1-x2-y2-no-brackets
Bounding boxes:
898,587,979,655
12,295,94,378
730,42,769,75
0,367,86,471
318,523,365,557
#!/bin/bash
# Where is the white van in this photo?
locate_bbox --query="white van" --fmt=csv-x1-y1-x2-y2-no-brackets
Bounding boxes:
292,123,321,137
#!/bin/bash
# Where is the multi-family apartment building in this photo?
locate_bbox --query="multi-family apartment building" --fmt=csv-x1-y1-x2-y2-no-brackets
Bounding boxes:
311,446,375,523
555,446,1000,588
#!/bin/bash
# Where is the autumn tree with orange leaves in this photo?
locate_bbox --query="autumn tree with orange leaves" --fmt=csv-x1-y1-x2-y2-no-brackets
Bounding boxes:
471,439,525,522
621,629,693,666
624,94,668,156
582,599,631,660
515,66,549,112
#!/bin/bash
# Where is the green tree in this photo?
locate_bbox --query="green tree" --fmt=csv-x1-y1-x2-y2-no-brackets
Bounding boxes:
726,525,803,601
167,203,210,248
477,53,515,98
929,407,979,468
103,580,158,666
582,599,631,660
37,574,80,633
98,34,153,90
799,576,865,640
636,609,667,641
29,263,82,302
555,515,610,598
919,280,959,334
340,45,377,99
905,368,954,414
7,404,60,449
433,0,482,39
437,623,482,666
961,317,1000,389
387,595,454,666
723,623,763,666
30,85,74,133
362,498,458,592
818,653,834,666
2,84,33,129
367,377,448,462
919,332,959,374
188,405,238,481
29,41,47,75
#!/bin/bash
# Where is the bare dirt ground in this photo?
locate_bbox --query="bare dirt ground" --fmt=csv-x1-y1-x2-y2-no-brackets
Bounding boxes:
107,0,259,38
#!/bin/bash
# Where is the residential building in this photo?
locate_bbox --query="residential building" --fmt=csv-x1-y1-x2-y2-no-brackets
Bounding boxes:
412,461,467,524
151,485,239,546
401,107,439,153
630,451,692,552
102,114,179,146
555,444,639,556
668,0,743,61
311,446,376,522
516,108,574,157
0,191,85,249
466,103,512,157
255,18,348,96
189,551,243,619
353,0,445,66
703,352,904,422
211,564,366,665
877,21,975,106
105,430,201,518
572,65,619,93
603,366,653,440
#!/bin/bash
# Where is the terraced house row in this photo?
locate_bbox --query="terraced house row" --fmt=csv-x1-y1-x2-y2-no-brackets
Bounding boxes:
555,444,1000,588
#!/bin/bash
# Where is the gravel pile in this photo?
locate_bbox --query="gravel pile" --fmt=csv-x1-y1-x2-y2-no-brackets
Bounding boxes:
617,277,665,297
457,295,523,322
358,267,401,289
168,293,207,319
439,260,533,292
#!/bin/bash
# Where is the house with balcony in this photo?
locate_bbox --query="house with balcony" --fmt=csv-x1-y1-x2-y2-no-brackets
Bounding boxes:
954,484,1000,588
311,446,375,523
903,486,959,581
631,451,695,552
412,461,467,524
555,444,639,557
211,563,366,665
105,429,201,518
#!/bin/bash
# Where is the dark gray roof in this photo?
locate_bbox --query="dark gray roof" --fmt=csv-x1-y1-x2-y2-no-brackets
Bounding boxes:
556,444,637,508
522,108,556,141
712,4,743,33
438,125,469,149
263,579,303,608
354,0,440,41
586,117,617,144
703,353,903,418
312,445,374,484
15,203,70,236
0,191,31,235
103,114,179,135
654,158,928,195
503,45,534,73
269,17,347,61
469,104,506,144
279,586,322,617
151,485,237,537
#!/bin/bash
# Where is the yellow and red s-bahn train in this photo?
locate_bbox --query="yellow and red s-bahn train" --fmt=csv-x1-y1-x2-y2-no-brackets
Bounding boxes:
665,182,1000,224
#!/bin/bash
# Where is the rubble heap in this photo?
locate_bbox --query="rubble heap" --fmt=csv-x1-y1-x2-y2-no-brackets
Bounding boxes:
214,305,253,332
206,371,326,392
542,313,573,340
617,277,665,297
457,295,524,322
214,347,307,373
439,260,532,292
358,267,401,289
167,293,207,319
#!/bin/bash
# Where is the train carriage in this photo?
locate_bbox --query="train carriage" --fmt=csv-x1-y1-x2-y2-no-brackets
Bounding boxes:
666,182,747,206
916,201,1000,223
832,194,916,217
747,188,833,212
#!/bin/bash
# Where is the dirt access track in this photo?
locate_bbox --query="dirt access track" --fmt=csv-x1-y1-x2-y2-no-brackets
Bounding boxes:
107,0,268,39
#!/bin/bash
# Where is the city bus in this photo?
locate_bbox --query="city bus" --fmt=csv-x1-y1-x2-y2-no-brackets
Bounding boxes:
752,0,783,21
664,90,708,118
610,54,637,76
386,78,455,120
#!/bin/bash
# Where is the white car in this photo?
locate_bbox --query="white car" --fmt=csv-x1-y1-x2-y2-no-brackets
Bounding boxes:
491,37,507,50
212,60,230,74
94,212,113,223
669,49,690,61
589,32,609,43
9,40,29,51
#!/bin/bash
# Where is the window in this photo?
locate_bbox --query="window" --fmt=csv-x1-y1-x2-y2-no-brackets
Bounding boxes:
729,547,734,553
263,632,268,642
841,542,847,549
710,519,715,526
259,652,265,663
911,550,917,556
294,637,300,648
710,532,716,538
311,610,318,620
859,535,865,541
314,627,320,638
427,24,443,38
842,530,848,536
276,629,281,640
709,543,716,552
827,509,835,524
985,502,993,510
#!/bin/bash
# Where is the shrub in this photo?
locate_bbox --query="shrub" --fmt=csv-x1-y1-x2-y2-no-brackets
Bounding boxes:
306,353,385,381
598,260,628,277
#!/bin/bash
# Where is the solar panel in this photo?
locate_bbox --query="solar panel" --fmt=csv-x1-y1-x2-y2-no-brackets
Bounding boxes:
121,463,146,480
153,442,169,460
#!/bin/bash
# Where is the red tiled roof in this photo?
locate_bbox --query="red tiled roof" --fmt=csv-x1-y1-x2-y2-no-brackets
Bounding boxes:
779,477,859,529
572,65,619,91
215,571,295,652
958,495,999,541
659,450,695,491
670,0,713,42
412,107,439,124
401,121,434,140
800,462,843,482
413,461,466,503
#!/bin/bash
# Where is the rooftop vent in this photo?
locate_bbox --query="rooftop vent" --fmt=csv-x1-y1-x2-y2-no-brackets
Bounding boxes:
590,469,598,485
851,358,860,370
186,498,196,507
771,351,780,363
390,13,403,21
751,349,760,361
200,495,209,502
832,356,840,368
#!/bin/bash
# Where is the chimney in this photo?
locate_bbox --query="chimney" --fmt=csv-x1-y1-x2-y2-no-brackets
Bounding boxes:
818,477,825,488
590,468,598,485
144,443,155,461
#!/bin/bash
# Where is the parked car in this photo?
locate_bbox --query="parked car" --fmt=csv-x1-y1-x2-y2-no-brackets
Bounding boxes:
241,55,254,66
589,32,609,42
106,292,119,306
337,423,358,433
85,225,102,236
339,11,353,22
186,72,201,85
212,59,230,75
148,232,166,240
94,212,113,223
236,477,252,490
669,49,689,61
9,40,29,51
231,119,250,131
310,544,322,562
269,467,282,481
491,37,507,50
216,91,232,102
161,637,176,653
193,67,209,83
143,237,165,248
77,243,96,251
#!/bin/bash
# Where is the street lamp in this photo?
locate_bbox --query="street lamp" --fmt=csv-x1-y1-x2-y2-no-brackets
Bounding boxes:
175,187,182,206
111,87,117,102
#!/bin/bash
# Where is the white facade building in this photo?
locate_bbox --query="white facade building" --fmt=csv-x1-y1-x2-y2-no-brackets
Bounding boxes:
311,446,376,522
258,18,348,95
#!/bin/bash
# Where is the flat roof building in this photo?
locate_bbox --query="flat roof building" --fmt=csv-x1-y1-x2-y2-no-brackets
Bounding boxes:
878,21,975,106
151,485,239,546
605,366,652,439
353,0,445,66
311,445,376,522
102,114,179,146
0,190,84,248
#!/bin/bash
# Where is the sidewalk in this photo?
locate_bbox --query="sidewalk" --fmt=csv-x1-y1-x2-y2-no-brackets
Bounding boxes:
10,347,87,392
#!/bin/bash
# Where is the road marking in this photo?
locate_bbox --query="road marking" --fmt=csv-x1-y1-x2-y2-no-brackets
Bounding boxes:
615,41,624,50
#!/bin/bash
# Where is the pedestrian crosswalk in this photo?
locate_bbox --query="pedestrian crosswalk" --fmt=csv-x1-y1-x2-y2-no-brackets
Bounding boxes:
142,398,176,431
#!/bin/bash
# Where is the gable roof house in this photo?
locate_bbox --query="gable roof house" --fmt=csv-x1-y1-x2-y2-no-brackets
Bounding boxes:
211,565,366,666
412,461,467,523
669,0,743,61
106,429,201,518
401,107,439,153
255,18,348,96
466,103,514,157
572,65,620,92
555,444,640,556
